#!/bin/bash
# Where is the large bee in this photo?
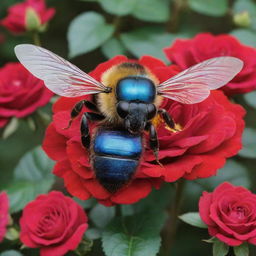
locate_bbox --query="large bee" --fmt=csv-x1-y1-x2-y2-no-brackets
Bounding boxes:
15,44,243,193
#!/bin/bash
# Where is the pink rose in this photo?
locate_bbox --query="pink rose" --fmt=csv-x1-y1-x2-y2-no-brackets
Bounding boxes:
20,191,88,256
199,182,256,246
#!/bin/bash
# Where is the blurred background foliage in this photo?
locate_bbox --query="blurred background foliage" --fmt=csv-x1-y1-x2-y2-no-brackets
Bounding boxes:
0,0,256,255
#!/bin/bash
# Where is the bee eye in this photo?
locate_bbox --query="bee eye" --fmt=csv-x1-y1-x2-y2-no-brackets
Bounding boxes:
117,101,129,118
147,104,157,120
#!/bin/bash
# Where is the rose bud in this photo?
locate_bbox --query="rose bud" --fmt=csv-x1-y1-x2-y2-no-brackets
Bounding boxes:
0,63,53,128
199,182,256,246
164,33,256,96
1,0,55,34
20,191,88,256
0,192,9,242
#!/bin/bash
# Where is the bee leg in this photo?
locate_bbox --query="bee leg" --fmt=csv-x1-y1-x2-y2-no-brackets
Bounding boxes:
146,122,163,167
81,113,90,149
83,100,100,113
64,100,100,130
81,112,105,149
158,108,179,132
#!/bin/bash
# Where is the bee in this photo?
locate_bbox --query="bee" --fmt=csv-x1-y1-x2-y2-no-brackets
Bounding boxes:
15,44,243,193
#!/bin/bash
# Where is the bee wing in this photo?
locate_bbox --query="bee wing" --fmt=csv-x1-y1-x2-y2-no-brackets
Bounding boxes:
14,44,109,97
157,57,243,104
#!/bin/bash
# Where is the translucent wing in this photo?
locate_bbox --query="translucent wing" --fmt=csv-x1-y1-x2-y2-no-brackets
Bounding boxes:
157,57,243,104
14,44,110,97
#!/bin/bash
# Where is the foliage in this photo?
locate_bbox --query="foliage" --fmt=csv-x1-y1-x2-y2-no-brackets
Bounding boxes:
0,0,256,255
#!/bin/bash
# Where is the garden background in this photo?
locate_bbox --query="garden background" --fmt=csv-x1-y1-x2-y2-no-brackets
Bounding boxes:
0,0,256,255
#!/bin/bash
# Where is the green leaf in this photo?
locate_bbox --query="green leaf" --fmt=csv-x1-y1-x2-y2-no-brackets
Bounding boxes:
131,184,174,215
234,243,249,256
213,240,229,256
89,204,115,228
68,12,115,58
2,118,19,139
188,0,228,16
132,0,170,22
5,147,55,213
120,27,186,62
101,38,127,59
102,210,166,256
239,128,256,159
73,197,96,209
230,29,256,47
86,228,102,240
0,251,23,256
98,0,137,15
233,0,256,31
179,212,208,228
244,91,256,108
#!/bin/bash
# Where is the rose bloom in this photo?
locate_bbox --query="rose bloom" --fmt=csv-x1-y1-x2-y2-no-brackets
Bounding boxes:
0,63,53,128
20,191,88,256
164,33,256,95
1,0,55,34
199,182,256,246
0,192,9,242
43,55,245,206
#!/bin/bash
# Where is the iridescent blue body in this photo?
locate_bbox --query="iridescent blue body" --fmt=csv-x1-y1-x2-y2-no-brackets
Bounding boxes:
92,128,143,193
115,76,157,134
116,76,156,103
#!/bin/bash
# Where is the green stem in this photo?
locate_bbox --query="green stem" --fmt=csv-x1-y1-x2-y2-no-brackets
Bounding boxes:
113,16,123,37
166,0,186,32
162,179,185,256
115,204,122,217
32,32,41,46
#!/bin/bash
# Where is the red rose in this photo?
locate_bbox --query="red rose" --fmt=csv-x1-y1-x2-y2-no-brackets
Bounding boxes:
1,0,55,34
43,55,173,206
0,63,53,128
42,55,245,206
20,191,88,256
141,90,245,182
164,33,256,95
199,182,256,246
0,192,9,242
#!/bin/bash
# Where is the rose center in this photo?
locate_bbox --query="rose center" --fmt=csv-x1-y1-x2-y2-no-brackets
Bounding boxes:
229,206,247,221
37,211,61,235
152,114,183,133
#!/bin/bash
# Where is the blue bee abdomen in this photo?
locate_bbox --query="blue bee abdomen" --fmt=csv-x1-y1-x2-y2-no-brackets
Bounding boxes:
92,129,142,193
116,77,156,103
94,130,142,158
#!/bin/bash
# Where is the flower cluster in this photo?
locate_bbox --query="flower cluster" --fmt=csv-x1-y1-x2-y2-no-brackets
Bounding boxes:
43,55,245,206
199,182,256,246
0,0,256,253
0,63,53,128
